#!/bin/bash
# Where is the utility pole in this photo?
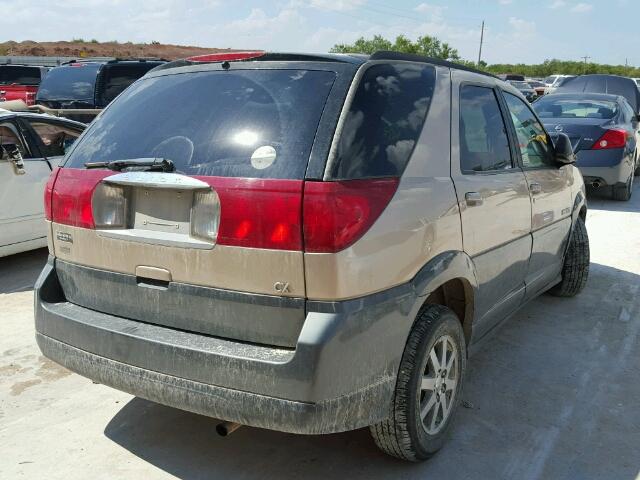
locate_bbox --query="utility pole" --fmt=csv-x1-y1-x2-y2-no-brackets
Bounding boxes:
477,20,485,67
581,55,590,73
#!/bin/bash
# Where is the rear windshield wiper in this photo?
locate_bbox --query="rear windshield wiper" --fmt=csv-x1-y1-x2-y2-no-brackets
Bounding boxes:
84,157,175,172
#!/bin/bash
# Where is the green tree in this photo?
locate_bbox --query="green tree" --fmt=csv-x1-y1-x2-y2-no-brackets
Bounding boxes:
331,34,392,55
484,59,640,77
331,34,460,61
330,35,640,76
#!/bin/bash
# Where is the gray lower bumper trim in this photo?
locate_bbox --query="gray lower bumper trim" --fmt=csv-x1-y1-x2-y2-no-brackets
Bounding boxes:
36,333,392,435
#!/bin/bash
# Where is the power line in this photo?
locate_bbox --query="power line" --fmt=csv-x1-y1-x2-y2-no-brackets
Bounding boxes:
304,2,483,31
364,0,485,23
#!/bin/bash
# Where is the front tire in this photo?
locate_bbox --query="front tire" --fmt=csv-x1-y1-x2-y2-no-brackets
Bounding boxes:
370,305,466,462
549,217,589,297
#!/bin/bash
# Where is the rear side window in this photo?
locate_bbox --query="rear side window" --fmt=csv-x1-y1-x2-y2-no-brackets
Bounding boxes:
36,64,100,101
65,69,336,179
330,63,436,179
621,100,635,124
0,66,42,85
96,63,161,106
459,85,512,172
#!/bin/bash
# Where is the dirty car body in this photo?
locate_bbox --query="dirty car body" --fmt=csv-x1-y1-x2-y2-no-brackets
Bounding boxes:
35,51,589,460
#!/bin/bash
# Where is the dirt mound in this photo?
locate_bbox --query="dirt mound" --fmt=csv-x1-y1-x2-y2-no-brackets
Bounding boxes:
0,40,237,60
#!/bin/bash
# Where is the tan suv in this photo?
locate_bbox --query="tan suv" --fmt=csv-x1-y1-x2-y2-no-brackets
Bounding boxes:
35,51,590,462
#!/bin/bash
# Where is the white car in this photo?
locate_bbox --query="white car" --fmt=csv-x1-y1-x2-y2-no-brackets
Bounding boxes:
0,111,84,257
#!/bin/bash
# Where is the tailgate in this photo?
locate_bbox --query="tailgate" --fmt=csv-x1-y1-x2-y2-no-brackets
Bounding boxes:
55,259,305,348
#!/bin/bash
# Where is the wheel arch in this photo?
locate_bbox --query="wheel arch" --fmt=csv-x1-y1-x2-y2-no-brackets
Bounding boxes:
411,251,478,346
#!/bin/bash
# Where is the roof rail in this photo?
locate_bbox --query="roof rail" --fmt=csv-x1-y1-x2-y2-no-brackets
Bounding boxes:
369,51,498,79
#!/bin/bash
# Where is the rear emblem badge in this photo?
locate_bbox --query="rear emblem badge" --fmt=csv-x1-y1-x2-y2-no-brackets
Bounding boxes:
56,232,73,243
274,282,290,294
554,125,564,132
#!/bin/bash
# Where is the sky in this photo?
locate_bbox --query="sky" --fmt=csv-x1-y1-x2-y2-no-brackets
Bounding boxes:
0,0,637,66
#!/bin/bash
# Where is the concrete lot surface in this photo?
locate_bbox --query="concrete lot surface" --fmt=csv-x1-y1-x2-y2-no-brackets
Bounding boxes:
1,185,639,480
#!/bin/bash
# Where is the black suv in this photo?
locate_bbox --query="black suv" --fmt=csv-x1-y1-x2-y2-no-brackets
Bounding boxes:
36,59,166,120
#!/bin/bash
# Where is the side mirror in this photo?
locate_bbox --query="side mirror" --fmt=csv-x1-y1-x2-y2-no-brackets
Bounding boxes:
552,133,576,165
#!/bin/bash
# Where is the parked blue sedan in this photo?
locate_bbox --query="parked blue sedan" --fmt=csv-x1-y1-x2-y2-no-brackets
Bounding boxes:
533,92,639,201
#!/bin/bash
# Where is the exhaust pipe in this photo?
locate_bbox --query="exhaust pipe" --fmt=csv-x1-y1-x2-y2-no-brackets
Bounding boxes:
591,180,602,188
216,421,242,437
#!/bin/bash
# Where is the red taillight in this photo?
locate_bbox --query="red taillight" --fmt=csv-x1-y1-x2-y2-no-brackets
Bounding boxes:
24,91,36,105
51,169,113,228
303,178,399,253
44,167,60,221
50,170,398,253
591,129,627,150
186,51,266,63
197,177,303,250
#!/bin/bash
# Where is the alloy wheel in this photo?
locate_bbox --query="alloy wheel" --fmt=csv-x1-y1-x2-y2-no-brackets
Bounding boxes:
419,335,459,435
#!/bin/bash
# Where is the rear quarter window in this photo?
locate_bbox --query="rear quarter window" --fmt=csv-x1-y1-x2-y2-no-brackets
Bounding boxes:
329,63,436,179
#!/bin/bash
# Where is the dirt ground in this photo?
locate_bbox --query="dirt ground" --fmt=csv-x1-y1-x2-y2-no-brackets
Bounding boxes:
1,184,639,480
0,40,231,60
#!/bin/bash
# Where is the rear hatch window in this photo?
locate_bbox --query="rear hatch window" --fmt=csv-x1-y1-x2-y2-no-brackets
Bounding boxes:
0,66,42,85
36,64,100,103
66,69,337,179
535,98,619,119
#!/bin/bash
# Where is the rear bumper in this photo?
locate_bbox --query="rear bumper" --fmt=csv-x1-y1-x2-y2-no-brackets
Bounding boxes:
35,257,416,434
36,333,389,434
580,166,629,187
577,149,633,186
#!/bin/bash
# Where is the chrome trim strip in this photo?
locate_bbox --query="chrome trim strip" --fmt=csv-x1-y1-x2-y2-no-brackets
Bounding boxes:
104,172,210,190
97,229,214,250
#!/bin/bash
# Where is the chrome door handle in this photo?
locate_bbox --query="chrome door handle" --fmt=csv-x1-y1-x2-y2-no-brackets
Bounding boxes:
465,192,483,206
529,182,542,194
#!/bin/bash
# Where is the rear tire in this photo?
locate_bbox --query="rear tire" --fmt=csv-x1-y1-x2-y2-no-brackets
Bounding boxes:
549,217,589,297
370,305,466,462
612,173,633,201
